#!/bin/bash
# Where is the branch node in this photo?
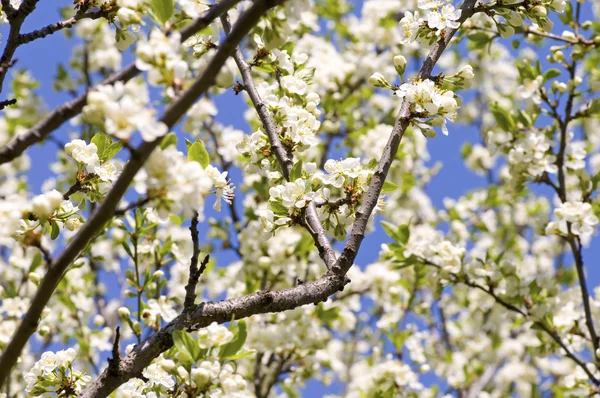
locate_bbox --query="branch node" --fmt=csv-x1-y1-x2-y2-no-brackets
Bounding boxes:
184,213,209,310
107,326,121,376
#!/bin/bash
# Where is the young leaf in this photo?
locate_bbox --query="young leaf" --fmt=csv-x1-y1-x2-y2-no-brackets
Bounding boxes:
151,0,174,25
221,349,255,361
220,320,247,359
173,330,201,361
397,224,410,244
188,141,210,168
91,132,108,160
50,220,60,240
103,141,123,161
543,68,561,82
289,160,303,181
160,132,178,149
381,180,398,193
381,221,400,241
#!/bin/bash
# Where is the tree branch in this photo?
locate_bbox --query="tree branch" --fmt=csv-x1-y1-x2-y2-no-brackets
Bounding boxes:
183,213,209,309
18,8,109,45
107,326,120,376
0,0,41,95
220,14,337,270
0,0,263,389
335,0,478,275
80,271,346,398
0,98,16,110
0,0,243,166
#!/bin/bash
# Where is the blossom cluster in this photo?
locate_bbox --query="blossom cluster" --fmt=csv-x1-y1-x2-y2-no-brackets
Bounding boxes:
546,201,599,244
261,158,375,239
83,79,167,142
134,144,232,219
24,348,91,396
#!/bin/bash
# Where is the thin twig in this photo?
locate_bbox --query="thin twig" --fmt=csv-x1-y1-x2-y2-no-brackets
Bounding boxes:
106,326,120,376
221,14,337,271
0,98,16,110
183,213,209,309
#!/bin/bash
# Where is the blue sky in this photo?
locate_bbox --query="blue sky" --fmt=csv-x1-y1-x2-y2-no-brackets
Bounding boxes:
3,0,600,395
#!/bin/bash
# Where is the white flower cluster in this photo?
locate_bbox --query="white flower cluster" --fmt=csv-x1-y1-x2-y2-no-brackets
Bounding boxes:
395,79,460,135
83,80,167,142
116,0,144,29
30,189,63,221
398,0,461,44
134,145,231,219
261,158,375,237
66,139,122,191
264,83,322,150
25,348,91,396
135,30,188,88
74,19,122,72
403,225,465,274
546,201,599,244
418,0,462,31
508,131,557,177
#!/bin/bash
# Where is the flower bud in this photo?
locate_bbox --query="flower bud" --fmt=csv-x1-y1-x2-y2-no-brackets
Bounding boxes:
368,73,392,88
393,55,407,76
152,270,164,281
65,218,81,231
93,315,105,327
118,307,131,319
28,272,41,285
459,64,474,80
177,365,189,379
38,325,51,337
532,5,547,17
191,368,211,387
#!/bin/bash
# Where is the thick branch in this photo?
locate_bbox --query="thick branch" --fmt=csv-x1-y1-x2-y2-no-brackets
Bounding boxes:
79,272,345,398
18,9,108,45
0,0,264,389
335,0,478,274
220,15,337,270
0,0,242,166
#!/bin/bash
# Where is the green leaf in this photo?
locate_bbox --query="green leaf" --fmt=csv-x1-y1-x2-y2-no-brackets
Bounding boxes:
151,0,174,25
314,303,340,328
381,221,400,241
461,142,472,159
281,41,295,54
220,320,247,359
490,103,514,132
173,330,201,361
29,252,43,272
289,160,303,181
467,32,491,49
160,132,177,149
91,132,108,159
269,200,288,215
397,224,410,244
222,349,255,361
50,220,60,240
188,141,210,168
543,68,561,82
103,141,123,161
381,180,398,193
